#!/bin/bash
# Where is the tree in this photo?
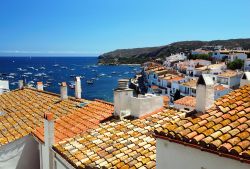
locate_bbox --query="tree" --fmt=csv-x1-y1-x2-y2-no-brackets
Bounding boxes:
227,59,244,70
173,89,181,101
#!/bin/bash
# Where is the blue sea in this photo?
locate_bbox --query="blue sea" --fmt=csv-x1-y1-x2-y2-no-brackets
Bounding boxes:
0,57,140,102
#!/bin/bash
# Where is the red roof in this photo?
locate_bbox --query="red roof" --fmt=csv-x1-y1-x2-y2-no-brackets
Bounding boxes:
33,100,114,143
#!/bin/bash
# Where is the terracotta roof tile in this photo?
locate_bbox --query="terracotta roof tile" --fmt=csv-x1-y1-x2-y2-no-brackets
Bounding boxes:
155,84,250,163
53,107,186,168
174,96,196,107
0,87,113,146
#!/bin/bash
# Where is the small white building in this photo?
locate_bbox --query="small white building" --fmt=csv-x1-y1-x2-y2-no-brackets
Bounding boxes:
228,53,247,62
163,53,187,67
214,84,232,99
217,70,242,89
179,79,197,97
114,79,163,118
212,49,230,60
244,58,250,71
185,60,211,76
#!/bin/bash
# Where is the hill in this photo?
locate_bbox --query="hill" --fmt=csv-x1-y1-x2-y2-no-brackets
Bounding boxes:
98,38,250,65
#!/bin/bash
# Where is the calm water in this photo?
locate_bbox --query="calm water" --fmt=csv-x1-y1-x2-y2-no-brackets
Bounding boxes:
0,57,140,102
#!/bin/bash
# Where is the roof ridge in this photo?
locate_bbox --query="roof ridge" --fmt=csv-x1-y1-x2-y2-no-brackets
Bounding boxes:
23,87,87,103
94,99,114,106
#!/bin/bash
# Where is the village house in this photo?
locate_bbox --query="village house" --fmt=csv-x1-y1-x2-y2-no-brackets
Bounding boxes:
244,58,250,71
176,59,211,76
179,79,197,97
228,52,248,62
163,52,187,67
214,84,232,99
217,70,243,89
212,49,250,60
193,62,227,76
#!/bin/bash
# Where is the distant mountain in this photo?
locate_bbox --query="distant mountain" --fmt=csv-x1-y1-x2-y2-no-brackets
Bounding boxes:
98,38,250,65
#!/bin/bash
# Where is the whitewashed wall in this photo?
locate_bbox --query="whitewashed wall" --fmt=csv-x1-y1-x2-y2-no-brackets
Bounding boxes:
156,138,250,169
0,135,39,169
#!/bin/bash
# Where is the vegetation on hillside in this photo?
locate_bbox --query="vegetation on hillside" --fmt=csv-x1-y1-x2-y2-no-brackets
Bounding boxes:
98,38,250,65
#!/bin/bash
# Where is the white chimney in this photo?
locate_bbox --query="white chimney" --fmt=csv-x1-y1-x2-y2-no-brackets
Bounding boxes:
60,82,68,100
240,72,250,87
114,79,134,117
43,112,54,169
0,80,9,94
196,74,214,113
75,77,81,99
37,81,44,91
18,80,24,89
114,79,164,118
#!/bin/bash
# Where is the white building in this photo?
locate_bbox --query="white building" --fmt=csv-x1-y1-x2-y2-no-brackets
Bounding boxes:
194,62,226,76
179,79,197,97
228,53,247,62
214,84,232,99
244,58,250,71
163,52,187,67
217,70,242,89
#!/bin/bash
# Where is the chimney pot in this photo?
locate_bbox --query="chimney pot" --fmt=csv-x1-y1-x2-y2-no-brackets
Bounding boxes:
75,76,82,99
18,80,24,89
37,81,44,91
117,79,130,90
60,82,68,100
44,112,53,121
43,112,55,169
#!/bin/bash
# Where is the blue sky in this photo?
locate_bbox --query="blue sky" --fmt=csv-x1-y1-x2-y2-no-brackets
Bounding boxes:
0,0,250,56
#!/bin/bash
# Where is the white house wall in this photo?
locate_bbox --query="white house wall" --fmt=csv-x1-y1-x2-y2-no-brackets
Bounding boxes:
0,135,39,169
156,138,250,169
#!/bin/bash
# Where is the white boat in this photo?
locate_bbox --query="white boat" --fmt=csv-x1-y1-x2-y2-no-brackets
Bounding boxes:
86,80,94,84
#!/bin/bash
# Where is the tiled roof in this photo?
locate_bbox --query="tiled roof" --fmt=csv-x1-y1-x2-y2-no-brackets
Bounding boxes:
0,88,112,146
53,107,186,169
181,79,197,88
174,96,196,107
33,100,114,143
155,84,250,163
214,85,227,91
218,70,241,78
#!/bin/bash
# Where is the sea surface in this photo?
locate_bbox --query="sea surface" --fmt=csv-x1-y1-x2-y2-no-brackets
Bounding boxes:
0,57,140,102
